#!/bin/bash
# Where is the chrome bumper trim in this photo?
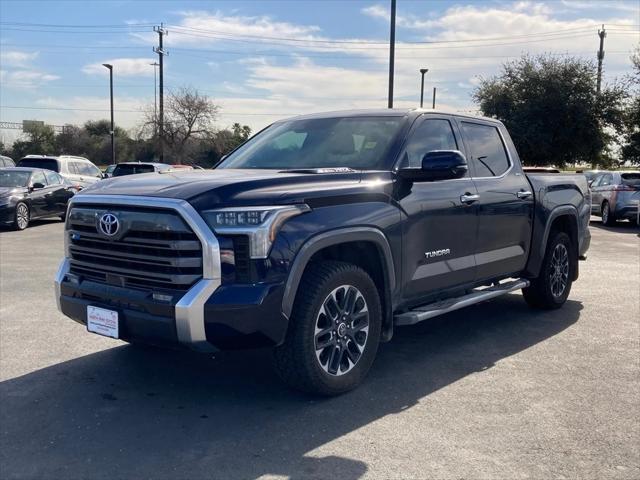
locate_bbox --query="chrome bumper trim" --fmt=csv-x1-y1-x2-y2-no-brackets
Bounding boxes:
54,194,221,352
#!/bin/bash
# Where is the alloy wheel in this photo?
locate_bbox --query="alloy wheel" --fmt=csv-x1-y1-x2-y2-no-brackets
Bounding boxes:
314,285,369,376
549,243,569,298
16,204,29,230
602,204,609,224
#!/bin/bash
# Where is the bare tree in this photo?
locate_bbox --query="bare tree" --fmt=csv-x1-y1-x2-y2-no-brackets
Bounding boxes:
142,87,220,160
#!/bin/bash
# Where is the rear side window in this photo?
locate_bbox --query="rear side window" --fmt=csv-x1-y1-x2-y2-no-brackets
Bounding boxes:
17,157,59,172
45,170,62,185
621,173,640,187
402,118,459,168
461,123,510,177
113,164,156,176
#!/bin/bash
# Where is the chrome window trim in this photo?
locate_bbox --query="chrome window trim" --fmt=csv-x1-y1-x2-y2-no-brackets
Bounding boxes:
54,194,221,352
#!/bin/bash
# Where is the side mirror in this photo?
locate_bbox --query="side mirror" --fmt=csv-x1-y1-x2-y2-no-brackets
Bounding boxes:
397,150,468,182
31,182,45,190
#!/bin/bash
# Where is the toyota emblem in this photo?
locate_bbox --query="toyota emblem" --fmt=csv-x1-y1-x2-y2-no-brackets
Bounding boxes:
99,213,119,237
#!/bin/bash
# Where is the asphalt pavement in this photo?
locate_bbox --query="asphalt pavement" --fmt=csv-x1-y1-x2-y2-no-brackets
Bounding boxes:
0,218,638,479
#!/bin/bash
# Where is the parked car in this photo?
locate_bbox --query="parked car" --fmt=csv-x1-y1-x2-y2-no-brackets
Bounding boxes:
111,162,172,177
170,164,194,171
55,109,590,395
0,155,15,167
0,167,74,230
16,155,103,189
103,164,117,178
590,171,640,225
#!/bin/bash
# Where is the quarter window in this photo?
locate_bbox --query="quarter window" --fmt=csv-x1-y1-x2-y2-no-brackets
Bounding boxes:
402,119,459,168
461,122,510,177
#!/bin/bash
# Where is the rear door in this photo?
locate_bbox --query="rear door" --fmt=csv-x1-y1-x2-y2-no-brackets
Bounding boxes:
458,120,534,281
44,170,70,215
396,115,479,304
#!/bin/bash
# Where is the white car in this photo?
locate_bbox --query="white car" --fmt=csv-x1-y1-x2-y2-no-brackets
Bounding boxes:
16,155,103,189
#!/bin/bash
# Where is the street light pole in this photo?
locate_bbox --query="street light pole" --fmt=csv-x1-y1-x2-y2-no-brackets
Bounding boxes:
419,68,429,108
102,63,115,165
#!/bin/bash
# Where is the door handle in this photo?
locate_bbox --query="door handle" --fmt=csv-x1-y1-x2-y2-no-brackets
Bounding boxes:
516,190,533,199
460,193,480,204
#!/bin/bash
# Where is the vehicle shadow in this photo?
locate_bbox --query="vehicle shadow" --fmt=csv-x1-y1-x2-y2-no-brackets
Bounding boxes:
0,218,63,232
589,219,639,235
0,295,582,480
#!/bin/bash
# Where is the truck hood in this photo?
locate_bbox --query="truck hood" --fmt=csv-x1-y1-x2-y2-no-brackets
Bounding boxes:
78,169,394,209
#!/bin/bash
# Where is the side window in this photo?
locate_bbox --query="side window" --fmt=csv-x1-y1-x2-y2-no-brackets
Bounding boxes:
31,171,47,186
84,163,102,177
461,122,510,177
67,162,79,174
45,170,61,185
600,174,613,187
402,119,459,168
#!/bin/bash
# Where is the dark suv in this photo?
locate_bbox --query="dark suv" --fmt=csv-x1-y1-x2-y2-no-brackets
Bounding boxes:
590,171,640,225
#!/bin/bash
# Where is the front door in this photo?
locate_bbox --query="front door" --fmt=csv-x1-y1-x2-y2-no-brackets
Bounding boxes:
457,120,534,281
396,115,479,305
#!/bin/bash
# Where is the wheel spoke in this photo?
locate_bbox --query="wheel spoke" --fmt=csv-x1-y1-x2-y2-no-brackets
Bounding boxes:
323,294,340,321
327,345,342,375
344,287,358,314
314,327,334,351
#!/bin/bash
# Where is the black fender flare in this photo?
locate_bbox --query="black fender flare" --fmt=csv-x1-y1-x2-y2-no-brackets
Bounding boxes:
526,205,580,280
281,227,396,326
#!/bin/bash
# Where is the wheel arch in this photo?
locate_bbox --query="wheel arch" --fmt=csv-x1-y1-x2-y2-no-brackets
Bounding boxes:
282,227,396,342
536,207,580,281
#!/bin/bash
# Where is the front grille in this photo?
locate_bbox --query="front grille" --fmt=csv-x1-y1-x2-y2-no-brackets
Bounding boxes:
67,205,203,291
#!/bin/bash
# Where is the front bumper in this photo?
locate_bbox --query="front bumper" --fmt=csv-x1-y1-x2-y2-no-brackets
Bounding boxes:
0,203,16,224
54,194,289,352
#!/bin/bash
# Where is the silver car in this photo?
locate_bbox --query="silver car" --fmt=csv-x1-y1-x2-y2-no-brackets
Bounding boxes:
590,171,640,225
16,155,103,190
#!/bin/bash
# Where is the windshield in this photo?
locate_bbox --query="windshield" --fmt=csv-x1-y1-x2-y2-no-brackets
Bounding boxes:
218,116,404,170
0,170,31,187
113,164,155,176
17,158,58,172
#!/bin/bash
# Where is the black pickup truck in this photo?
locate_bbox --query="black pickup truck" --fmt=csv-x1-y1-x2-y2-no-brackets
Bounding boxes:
55,109,590,395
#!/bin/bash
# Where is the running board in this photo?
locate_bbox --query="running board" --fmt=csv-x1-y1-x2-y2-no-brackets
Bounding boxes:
394,279,530,326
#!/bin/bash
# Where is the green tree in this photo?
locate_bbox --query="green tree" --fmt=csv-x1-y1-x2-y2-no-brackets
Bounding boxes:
10,123,56,159
620,47,640,164
473,54,626,168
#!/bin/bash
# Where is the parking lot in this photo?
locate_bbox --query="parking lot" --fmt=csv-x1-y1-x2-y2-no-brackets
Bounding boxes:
0,219,638,479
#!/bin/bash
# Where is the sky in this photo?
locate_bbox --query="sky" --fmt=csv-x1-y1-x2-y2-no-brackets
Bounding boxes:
0,0,639,144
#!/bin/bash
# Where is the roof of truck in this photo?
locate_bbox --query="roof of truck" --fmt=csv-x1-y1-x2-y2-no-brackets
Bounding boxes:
280,108,501,124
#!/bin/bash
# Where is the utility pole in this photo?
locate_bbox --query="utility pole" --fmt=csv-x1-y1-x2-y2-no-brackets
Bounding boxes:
387,0,396,109
419,68,428,108
150,62,159,139
102,63,115,165
432,87,437,109
596,24,606,94
154,24,167,161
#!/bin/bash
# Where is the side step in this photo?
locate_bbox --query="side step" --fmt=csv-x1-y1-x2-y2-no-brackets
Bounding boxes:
394,279,530,326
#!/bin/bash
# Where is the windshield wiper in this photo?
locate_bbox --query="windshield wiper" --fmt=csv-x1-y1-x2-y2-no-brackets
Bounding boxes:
279,167,357,174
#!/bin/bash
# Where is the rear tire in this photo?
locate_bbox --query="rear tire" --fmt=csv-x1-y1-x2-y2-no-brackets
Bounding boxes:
273,261,381,396
13,202,29,230
601,201,616,226
523,231,574,309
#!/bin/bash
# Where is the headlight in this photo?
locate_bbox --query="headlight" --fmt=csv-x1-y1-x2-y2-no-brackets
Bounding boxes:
201,205,310,259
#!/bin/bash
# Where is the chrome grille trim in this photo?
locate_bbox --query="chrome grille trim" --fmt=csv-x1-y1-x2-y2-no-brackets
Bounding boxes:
55,194,221,352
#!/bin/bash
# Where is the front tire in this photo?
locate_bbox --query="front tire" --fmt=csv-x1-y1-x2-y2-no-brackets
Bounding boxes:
523,231,574,309
273,261,382,396
13,202,29,230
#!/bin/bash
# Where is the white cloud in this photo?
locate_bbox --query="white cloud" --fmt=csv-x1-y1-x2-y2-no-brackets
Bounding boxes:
0,69,60,89
560,0,640,13
0,50,39,67
82,58,156,77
